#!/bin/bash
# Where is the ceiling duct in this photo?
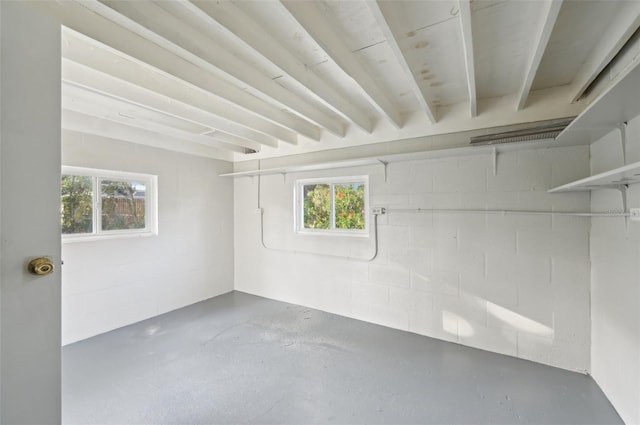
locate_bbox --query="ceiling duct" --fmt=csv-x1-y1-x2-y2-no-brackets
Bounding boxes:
469,118,574,146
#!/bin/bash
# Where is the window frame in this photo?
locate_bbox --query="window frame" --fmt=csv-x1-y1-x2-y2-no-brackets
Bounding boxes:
294,175,369,237
61,166,158,243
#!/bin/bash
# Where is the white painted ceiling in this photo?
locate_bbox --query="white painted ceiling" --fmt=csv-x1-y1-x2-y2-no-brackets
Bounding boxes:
36,0,640,162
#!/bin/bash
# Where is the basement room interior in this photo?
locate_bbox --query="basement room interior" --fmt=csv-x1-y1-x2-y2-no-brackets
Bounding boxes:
1,0,639,424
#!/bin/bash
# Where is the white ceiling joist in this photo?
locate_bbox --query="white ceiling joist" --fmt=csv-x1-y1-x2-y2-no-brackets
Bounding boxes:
568,1,640,102
366,1,437,124
63,59,275,151
33,0,626,161
62,84,248,153
63,102,246,154
61,30,296,146
517,0,563,110
278,0,403,129
63,110,234,161
208,132,265,153
458,0,477,117
184,0,374,134
51,1,322,141
98,0,347,138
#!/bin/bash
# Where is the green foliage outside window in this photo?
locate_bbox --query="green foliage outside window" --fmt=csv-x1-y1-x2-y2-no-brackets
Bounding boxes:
61,175,146,235
334,183,365,229
61,175,93,234
303,182,365,231
303,184,331,229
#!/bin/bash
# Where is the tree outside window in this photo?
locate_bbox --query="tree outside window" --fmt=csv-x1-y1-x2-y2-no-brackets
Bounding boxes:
61,167,157,240
61,175,93,234
298,177,367,234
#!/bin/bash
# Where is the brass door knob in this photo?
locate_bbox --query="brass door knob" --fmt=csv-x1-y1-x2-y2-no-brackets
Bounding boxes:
28,257,54,276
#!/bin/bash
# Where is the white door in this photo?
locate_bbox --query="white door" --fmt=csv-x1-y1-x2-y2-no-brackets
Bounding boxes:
1,2,62,423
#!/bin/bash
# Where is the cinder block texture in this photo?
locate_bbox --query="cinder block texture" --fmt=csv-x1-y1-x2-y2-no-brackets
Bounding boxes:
235,146,591,372
62,132,234,344
590,115,640,425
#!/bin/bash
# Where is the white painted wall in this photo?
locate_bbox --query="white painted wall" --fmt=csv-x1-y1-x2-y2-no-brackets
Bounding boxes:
1,2,62,422
590,115,640,425
235,144,592,372
61,130,234,345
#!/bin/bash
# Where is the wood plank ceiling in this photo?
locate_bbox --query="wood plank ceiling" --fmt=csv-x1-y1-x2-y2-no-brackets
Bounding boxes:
36,0,640,162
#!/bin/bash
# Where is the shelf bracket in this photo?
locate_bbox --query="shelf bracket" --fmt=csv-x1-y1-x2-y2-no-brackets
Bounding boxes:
617,184,629,215
617,184,629,229
492,147,498,176
378,160,388,182
602,184,629,213
617,122,628,165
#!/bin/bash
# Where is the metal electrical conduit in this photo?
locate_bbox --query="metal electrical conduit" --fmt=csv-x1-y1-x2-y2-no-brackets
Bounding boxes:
257,205,626,264
258,212,381,262
256,160,380,262
386,208,629,217
255,159,627,262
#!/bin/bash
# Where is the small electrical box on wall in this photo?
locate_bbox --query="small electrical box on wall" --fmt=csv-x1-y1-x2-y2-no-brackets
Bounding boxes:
630,208,640,221
371,207,386,215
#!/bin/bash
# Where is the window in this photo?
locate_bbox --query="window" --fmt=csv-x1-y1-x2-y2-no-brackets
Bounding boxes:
295,176,368,235
61,166,157,241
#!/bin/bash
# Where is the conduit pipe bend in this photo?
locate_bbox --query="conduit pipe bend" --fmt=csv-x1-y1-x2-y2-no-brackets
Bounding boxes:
258,211,380,262
256,161,380,262
254,158,625,262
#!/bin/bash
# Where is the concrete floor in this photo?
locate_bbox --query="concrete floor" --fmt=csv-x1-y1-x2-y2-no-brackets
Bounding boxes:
63,291,622,424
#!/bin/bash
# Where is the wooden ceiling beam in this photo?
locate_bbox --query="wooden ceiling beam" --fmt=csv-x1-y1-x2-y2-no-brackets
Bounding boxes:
61,30,294,146
63,83,250,154
366,0,437,124
278,0,403,129
186,0,374,134
45,1,322,141
517,0,563,110
63,110,235,161
100,0,346,138
63,59,273,150
458,0,478,117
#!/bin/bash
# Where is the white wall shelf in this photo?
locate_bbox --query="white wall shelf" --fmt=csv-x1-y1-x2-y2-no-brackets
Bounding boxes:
549,57,640,215
554,59,640,147
548,160,640,193
218,158,385,178
221,139,562,179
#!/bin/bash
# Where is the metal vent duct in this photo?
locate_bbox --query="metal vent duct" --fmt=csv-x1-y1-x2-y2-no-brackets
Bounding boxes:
469,118,574,146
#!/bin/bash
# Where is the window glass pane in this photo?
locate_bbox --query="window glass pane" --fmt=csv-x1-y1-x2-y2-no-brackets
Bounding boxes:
101,179,146,231
303,184,330,229
334,183,365,230
61,175,94,234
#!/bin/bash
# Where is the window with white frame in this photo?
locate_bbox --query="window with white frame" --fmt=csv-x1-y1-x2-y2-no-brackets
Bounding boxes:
295,176,368,235
61,166,157,241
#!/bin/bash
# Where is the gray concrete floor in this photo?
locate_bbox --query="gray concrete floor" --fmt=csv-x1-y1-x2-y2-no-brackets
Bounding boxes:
63,291,621,424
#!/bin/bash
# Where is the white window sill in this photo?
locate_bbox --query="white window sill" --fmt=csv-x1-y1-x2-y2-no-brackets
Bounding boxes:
296,229,370,238
62,231,157,244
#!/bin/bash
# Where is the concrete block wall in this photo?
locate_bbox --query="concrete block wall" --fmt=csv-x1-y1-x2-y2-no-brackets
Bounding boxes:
61,131,234,344
590,114,640,424
234,144,592,372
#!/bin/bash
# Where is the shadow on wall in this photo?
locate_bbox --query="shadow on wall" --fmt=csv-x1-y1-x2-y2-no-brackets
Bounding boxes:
370,195,589,370
441,293,554,339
